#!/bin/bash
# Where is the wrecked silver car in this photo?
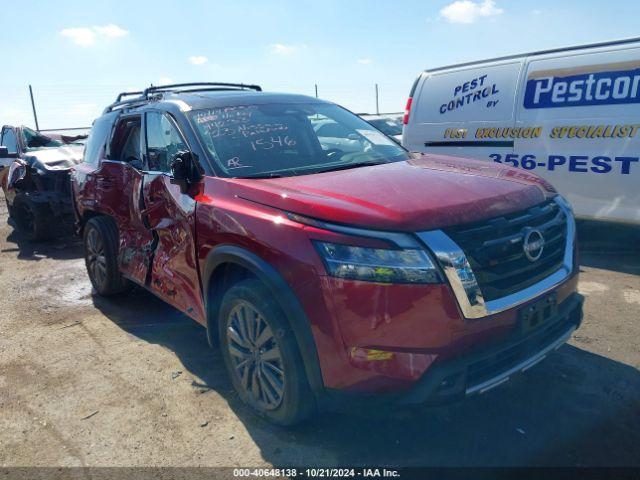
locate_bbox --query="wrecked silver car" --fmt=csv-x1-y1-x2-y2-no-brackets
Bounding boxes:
0,125,86,240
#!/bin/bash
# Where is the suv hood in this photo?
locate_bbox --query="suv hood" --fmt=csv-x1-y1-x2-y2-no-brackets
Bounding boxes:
229,153,556,232
24,145,84,172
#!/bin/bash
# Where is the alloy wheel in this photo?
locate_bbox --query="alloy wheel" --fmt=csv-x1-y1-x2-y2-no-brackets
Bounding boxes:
226,301,285,410
86,228,108,289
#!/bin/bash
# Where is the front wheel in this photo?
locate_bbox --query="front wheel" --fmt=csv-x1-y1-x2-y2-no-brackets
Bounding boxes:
218,278,316,425
12,194,50,241
83,216,131,296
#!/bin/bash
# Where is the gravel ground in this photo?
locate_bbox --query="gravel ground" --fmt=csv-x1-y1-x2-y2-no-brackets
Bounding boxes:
0,196,638,468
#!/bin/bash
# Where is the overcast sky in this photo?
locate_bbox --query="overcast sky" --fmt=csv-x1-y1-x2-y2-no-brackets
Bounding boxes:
2,0,640,130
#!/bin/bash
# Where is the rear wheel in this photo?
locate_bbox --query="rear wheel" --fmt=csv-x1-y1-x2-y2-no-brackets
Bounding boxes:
12,194,50,241
218,278,316,425
83,216,131,296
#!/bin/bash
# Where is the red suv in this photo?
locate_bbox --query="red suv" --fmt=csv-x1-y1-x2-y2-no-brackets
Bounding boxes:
72,83,583,425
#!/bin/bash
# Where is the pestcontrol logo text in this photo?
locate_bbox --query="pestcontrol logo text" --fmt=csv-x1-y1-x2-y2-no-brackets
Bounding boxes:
524,63,640,109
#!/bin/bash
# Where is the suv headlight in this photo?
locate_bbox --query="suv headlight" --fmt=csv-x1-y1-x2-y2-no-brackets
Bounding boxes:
314,241,441,284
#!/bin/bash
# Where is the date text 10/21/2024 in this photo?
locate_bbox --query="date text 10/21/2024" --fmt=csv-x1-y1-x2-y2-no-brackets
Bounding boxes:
232,468,401,478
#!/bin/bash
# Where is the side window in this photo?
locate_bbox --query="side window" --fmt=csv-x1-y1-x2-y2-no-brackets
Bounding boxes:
108,116,142,163
145,112,188,173
1,129,19,154
83,113,116,165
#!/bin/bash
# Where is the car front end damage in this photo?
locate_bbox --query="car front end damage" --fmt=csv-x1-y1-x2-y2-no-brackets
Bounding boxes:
5,146,83,238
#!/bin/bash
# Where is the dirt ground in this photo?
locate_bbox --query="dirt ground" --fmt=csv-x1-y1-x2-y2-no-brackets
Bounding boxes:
0,195,639,468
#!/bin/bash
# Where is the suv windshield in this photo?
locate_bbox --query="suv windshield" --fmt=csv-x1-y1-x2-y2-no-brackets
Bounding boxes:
189,103,409,178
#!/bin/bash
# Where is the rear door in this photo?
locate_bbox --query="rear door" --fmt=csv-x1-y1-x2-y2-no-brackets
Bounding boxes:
96,115,154,286
141,110,204,322
404,61,523,161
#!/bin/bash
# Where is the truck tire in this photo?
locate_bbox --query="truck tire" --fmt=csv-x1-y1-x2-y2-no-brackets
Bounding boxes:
12,194,50,241
218,278,316,425
83,216,131,296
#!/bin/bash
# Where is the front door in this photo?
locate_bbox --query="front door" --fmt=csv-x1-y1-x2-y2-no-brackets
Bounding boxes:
141,111,204,323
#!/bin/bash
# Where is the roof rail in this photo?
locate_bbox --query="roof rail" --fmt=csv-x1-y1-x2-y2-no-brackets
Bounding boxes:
102,96,147,114
102,82,262,114
144,82,262,96
116,91,144,102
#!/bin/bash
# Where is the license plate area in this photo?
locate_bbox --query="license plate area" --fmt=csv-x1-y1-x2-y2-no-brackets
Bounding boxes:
519,292,558,334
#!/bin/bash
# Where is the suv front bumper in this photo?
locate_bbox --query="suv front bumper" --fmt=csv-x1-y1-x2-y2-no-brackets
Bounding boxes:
399,292,584,405
321,292,583,409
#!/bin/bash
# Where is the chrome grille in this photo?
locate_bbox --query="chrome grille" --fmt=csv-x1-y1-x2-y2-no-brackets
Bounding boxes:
444,199,568,302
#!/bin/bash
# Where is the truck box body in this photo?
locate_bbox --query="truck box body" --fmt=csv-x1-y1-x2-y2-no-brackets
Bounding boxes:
403,37,640,225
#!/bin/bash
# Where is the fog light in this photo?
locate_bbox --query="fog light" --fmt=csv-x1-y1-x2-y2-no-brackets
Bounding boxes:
349,347,395,361
347,347,438,381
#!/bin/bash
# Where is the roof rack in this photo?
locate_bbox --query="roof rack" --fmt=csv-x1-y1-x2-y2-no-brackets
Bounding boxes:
102,95,148,114
144,82,262,96
103,82,262,114
116,91,144,102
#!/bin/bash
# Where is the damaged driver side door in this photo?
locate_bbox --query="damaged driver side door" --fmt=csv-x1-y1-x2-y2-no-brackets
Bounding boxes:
140,111,204,323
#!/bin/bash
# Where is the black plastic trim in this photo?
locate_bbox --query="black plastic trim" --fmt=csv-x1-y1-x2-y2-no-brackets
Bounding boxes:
202,245,325,398
425,140,514,148
322,292,583,410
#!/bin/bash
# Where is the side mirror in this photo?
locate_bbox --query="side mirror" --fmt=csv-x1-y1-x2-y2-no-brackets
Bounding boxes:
0,146,18,158
170,150,193,194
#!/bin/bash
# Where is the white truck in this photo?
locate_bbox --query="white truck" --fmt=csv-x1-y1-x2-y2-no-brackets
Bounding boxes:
402,37,640,225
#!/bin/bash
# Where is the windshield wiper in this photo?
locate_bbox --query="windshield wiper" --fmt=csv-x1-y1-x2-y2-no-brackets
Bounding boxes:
239,160,389,179
239,172,285,179
313,161,387,174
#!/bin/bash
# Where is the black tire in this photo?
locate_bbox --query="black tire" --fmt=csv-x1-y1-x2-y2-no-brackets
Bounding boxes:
12,194,51,241
83,216,131,296
218,278,316,425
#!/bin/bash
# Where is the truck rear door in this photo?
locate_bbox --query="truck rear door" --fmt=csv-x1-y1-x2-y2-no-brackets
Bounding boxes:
515,44,640,224
403,61,522,162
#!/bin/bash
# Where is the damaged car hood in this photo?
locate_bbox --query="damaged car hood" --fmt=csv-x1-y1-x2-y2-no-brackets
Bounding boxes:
24,146,84,172
226,153,557,232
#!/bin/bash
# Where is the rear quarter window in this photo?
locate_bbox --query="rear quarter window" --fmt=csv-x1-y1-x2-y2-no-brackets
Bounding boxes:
83,112,117,165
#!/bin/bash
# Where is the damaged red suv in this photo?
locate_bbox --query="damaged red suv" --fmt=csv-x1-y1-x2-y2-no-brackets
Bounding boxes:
72,83,583,425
